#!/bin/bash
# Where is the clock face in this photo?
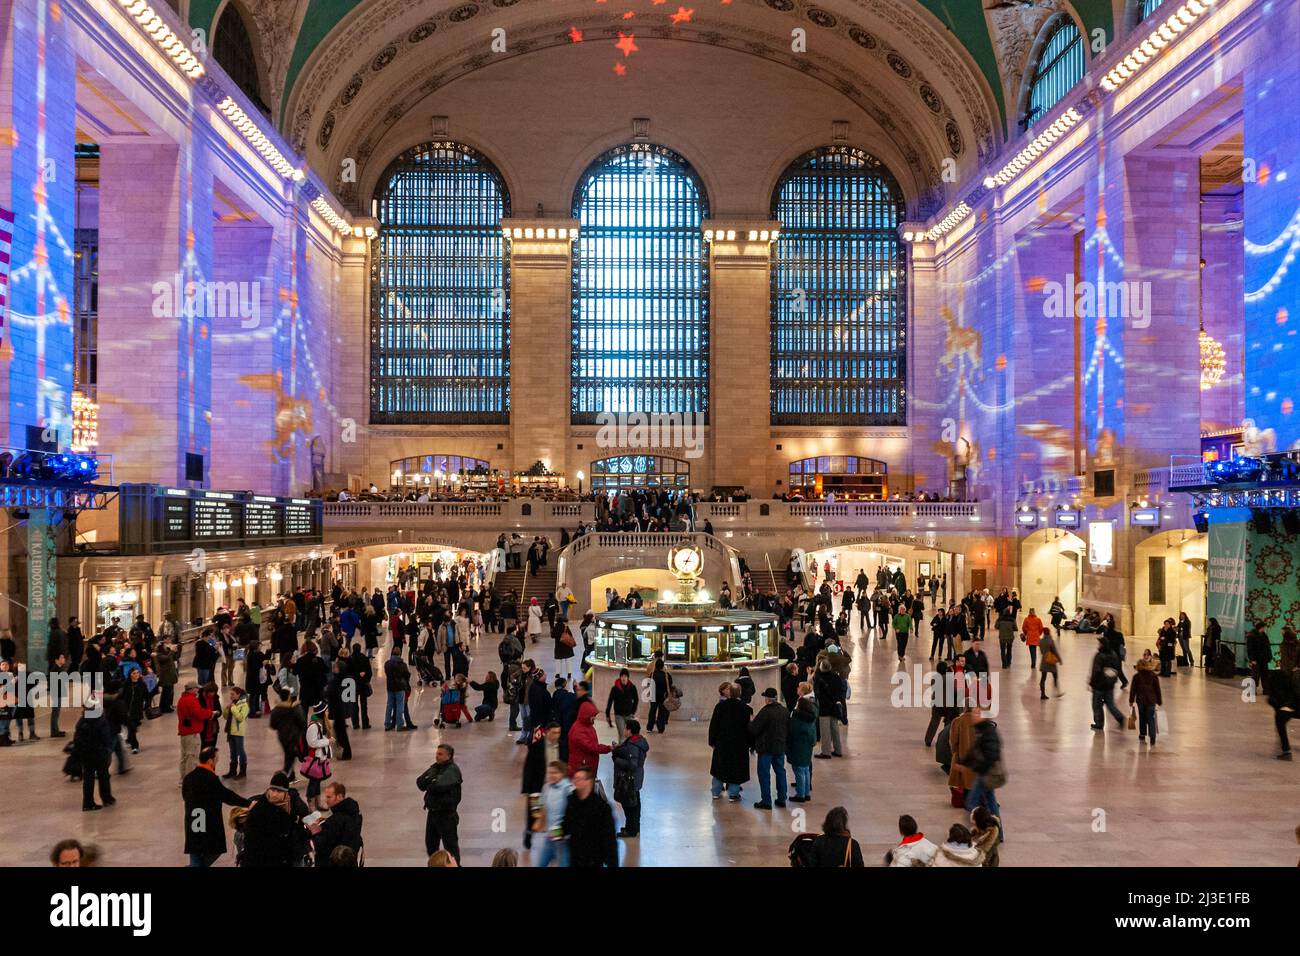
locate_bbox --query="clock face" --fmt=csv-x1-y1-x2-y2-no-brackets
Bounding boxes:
670,546,702,577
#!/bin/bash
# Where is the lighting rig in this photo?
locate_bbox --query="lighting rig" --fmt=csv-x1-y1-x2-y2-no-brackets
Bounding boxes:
1178,452,1300,535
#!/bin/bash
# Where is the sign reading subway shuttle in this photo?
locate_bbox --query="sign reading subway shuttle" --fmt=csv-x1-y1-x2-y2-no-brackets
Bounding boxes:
117,484,323,554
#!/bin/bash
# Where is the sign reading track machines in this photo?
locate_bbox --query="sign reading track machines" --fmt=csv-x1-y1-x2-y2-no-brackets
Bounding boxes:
117,484,323,555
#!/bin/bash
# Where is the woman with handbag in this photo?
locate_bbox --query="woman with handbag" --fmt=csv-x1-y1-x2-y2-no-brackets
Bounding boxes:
1039,629,1063,700
554,622,577,684
302,701,333,810
647,656,675,734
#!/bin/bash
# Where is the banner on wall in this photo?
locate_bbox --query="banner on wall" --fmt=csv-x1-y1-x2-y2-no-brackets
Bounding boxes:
26,508,58,667
1207,516,1248,661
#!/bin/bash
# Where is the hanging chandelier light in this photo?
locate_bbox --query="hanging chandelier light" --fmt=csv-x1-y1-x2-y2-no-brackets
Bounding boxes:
1199,327,1226,391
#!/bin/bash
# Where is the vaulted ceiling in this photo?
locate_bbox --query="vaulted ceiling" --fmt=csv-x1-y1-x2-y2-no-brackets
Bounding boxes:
190,0,1122,213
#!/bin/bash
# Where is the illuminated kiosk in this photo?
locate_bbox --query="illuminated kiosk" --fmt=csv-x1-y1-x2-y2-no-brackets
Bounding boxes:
589,543,781,721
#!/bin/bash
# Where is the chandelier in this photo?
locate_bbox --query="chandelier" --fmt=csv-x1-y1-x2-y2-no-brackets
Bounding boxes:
1199,327,1226,391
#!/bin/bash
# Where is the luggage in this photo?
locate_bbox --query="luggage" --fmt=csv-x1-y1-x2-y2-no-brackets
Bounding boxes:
1212,645,1237,679
950,786,966,809
414,653,443,686
1176,654,1190,667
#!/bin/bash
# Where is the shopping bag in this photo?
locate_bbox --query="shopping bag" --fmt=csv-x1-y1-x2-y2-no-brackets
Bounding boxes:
1155,708,1169,736
1126,707,1137,730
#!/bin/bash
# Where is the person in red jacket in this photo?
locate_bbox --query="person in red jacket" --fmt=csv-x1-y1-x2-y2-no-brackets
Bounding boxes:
177,681,216,783
567,698,611,777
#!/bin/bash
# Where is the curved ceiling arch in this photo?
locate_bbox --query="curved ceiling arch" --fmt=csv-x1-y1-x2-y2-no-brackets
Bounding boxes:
278,0,1005,214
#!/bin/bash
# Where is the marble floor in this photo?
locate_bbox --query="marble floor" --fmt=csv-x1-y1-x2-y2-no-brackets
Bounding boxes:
2,616,1295,867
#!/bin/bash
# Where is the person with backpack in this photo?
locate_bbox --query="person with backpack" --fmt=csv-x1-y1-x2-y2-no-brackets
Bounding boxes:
1088,635,1126,732
611,718,649,838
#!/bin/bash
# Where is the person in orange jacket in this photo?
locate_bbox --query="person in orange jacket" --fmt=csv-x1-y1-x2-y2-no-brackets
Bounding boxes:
1021,610,1045,670
566,696,612,778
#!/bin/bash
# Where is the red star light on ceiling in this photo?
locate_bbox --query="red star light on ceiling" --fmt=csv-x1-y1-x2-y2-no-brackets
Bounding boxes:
670,6,694,24
569,26,583,42
613,61,627,76
615,32,639,56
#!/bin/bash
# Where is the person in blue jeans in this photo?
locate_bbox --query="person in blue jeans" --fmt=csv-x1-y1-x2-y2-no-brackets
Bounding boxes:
383,653,412,731
960,708,1005,839
787,694,817,801
535,760,574,867
748,688,789,809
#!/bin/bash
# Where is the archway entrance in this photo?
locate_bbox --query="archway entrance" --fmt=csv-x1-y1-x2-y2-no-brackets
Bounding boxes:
1019,529,1084,625
590,454,690,490
1132,530,1208,652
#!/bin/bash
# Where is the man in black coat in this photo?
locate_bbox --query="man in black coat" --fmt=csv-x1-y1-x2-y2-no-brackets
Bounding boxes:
313,781,364,866
72,700,115,811
708,683,752,800
1247,622,1274,695
748,688,789,809
182,746,251,866
241,772,310,866
551,678,578,759
416,743,463,862
526,667,552,737
564,767,618,867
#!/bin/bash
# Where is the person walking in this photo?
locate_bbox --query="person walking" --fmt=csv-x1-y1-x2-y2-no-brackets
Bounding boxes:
812,660,845,758
1128,653,1164,746
1088,636,1126,732
535,759,574,867
416,743,463,863
1021,610,1044,669
960,707,1005,834
1039,629,1064,700
995,608,1017,669
924,659,960,746
749,687,789,810
563,767,618,868
708,683,752,801
182,745,250,866
611,718,648,838
892,606,912,662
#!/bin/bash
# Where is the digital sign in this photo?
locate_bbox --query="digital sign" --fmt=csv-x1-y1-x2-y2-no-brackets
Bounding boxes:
118,485,323,555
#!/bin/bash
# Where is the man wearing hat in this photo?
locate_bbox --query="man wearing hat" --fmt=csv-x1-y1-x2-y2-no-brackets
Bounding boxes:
242,771,310,866
747,686,789,810
177,680,216,784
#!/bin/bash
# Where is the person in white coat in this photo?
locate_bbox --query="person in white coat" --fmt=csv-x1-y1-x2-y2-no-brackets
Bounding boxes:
930,824,984,867
526,598,544,644
887,815,938,867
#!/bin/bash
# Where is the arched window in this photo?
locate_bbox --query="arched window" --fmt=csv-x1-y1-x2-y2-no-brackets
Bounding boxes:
213,3,267,113
1025,18,1084,129
1140,0,1167,20
590,454,690,490
770,147,907,425
571,144,709,423
370,143,511,423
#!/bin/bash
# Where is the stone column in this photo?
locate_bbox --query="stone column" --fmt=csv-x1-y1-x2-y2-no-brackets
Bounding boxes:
506,219,576,476
706,222,778,494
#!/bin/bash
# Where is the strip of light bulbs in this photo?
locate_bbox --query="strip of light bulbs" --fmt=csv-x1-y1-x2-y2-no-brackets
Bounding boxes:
217,97,305,182
311,196,353,236
922,202,971,243
1100,0,1210,93
701,229,780,242
982,107,1083,190
501,226,580,240
119,0,204,79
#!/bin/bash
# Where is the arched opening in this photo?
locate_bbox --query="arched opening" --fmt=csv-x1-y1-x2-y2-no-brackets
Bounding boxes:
1133,530,1207,654
770,146,906,425
571,143,709,423
370,142,511,424
1018,528,1085,627
589,568,683,611
213,2,268,113
340,542,494,592
389,454,496,494
788,455,888,500
589,453,690,490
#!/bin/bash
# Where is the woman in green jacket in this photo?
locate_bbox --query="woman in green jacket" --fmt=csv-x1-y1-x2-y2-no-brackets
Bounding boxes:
787,693,818,802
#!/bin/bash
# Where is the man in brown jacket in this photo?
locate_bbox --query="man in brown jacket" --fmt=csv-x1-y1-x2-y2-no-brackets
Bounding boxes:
947,707,976,801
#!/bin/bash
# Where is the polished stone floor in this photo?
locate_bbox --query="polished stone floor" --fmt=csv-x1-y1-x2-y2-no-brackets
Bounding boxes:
2,615,1294,867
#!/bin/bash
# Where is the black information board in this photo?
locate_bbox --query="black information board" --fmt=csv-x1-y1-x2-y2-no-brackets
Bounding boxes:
118,485,324,555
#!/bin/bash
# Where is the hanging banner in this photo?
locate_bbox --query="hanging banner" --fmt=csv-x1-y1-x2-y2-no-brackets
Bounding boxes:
26,508,57,667
1207,514,1248,664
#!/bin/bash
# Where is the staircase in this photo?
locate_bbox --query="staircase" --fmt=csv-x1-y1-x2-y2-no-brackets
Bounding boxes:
494,562,560,609
748,567,784,595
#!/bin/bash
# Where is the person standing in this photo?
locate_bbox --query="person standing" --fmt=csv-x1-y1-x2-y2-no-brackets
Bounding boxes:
182,745,250,866
646,656,674,734
1176,612,1195,667
313,781,364,866
221,687,249,779
563,767,618,868
787,694,817,802
708,682,752,800
892,606,912,662
384,651,412,731
611,718,648,838
73,698,115,812
154,641,179,714
1088,636,1126,732
1128,654,1163,746
748,687,789,810
812,660,845,758
1247,622,1274,696
177,681,215,784
47,651,69,738
417,743,463,863
604,667,639,738
566,695,612,777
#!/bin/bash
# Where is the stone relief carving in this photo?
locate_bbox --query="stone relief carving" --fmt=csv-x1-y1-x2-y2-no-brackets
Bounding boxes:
987,1,1061,111
245,0,306,116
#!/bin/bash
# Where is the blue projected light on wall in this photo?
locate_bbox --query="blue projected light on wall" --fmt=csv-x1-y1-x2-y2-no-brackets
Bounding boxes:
571,144,709,423
370,143,510,424
770,147,906,425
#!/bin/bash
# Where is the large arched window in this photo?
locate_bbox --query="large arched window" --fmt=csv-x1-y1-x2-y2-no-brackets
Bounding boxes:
571,143,709,423
1024,18,1084,129
1140,0,1167,20
213,3,267,113
370,143,511,423
770,147,907,426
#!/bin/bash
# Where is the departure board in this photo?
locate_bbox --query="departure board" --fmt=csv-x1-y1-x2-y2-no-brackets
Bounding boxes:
118,485,324,554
